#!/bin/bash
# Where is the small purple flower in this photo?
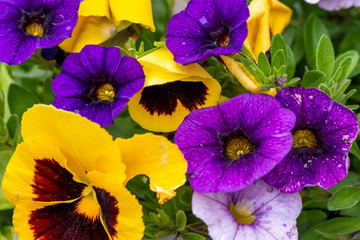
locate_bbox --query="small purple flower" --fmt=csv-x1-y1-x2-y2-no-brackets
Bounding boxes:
263,87,359,193
192,179,301,240
0,0,80,65
175,93,296,192
305,0,360,11
166,0,249,65
52,45,145,127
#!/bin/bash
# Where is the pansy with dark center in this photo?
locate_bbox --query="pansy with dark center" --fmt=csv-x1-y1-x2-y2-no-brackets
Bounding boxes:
263,87,359,193
0,0,81,65
175,93,296,192
52,45,145,127
166,0,249,65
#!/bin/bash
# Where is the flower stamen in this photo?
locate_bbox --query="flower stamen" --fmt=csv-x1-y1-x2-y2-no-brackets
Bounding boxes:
292,129,318,149
229,202,256,225
96,83,115,102
224,137,253,161
25,22,44,37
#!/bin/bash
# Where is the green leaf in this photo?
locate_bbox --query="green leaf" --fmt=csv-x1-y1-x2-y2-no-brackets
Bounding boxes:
239,58,266,84
316,35,335,83
351,142,360,161
318,83,332,97
272,49,286,73
258,52,271,77
182,233,206,240
271,34,287,63
0,150,14,211
8,84,40,119
0,225,15,240
302,70,326,88
6,115,19,147
301,217,360,240
328,186,360,211
43,77,54,104
286,46,296,80
334,50,359,79
175,210,187,231
304,14,330,69
333,79,351,101
0,64,14,121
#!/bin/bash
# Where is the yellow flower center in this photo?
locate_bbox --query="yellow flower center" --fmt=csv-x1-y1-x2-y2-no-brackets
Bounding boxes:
217,34,230,47
292,130,318,149
224,137,253,161
25,22,44,37
76,186,101,219
96,83,115,102
229,202,256,225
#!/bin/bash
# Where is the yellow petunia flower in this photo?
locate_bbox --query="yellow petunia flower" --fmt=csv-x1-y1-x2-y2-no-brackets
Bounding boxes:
223,0,292,95
128,47,222,132
60,0,155,53
2,105,186,239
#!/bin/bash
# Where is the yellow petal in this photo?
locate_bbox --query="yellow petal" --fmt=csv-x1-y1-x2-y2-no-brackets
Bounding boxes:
128,75,221,132
59,16,116,53
21,105,126,185
115,133,187,203
269,0,293,36
221,56,277,96
139,47,212,79
78,0,111,18
246,0,272,59
87,171,145,240
129,47,221,132
109,0,155,31
2,138,72,205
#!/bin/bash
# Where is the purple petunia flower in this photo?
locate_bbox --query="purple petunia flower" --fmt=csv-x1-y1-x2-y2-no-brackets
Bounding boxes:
263,87,359,193
52,45,145,127
0,0,80,65
175,93,296,192
166,0,249,65
192,179,301,240
304,0,360,11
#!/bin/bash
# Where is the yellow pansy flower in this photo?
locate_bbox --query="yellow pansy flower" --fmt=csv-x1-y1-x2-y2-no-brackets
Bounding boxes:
223,0,292,96
128,47,222,133
2,105,186,239
60,0,155,52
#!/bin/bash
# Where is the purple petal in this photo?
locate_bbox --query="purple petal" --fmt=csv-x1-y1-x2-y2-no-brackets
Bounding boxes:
53,95,89,112
51,73,88,96
79,45,106,78
79,102,113,127
0,32,36,65
110,98,129,119
112,56,145,98
61,53,91,82
104,47,122,77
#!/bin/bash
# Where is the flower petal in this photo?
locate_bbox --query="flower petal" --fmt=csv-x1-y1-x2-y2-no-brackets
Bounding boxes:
2,138,85,205
21,105,126,185
115,133,187,203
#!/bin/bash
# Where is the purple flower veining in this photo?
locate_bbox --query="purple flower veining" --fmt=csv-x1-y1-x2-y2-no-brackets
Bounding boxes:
52,45,145,127
175,93,296,192
166,0,249,65
0,0,80,65
192,179,301,240
263,87,359,193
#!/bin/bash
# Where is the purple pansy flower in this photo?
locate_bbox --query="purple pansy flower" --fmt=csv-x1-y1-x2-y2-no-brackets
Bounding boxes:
166,0,249,65
0,0,80,65
52,45,145,127
192,179,301,240
263,87,359,193
305,0,360,11
175,93,296,192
